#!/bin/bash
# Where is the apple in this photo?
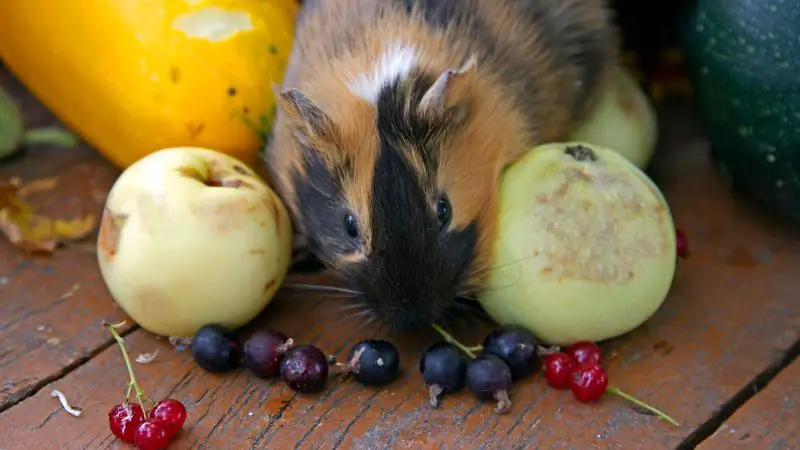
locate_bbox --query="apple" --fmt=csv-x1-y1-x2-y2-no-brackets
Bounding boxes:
478,141,676,345
97,146,293,338
568,64,659,169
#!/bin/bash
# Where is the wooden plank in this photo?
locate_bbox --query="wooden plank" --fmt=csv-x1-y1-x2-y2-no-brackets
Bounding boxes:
698,359,800,449
1,78,799,447
0,73,135,410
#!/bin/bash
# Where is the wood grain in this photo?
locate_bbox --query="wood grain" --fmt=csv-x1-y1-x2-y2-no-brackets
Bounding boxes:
1,72,799,448
697,359,799,449
0,72,132,411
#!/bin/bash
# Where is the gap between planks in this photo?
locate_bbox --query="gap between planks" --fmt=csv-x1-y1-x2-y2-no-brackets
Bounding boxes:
677,337,800,449
0,325,140,415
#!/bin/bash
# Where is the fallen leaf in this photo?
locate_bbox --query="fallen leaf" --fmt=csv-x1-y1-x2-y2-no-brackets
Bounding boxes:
0,178,97,253
17,177,58,197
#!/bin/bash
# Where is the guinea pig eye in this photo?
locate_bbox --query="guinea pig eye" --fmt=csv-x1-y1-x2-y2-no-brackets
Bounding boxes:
436,195,452,229
343,213,359,238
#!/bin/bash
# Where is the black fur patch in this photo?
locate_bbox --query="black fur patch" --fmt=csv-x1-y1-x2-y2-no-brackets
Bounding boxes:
373,71,445,175
397,0,466,28
290,149,360,261
352,76,479,330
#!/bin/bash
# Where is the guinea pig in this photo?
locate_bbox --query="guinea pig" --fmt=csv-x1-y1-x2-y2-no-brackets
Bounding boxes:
263,0,620,331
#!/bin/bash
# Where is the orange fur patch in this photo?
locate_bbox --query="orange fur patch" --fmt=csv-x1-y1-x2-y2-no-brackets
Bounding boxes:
264,0,618,287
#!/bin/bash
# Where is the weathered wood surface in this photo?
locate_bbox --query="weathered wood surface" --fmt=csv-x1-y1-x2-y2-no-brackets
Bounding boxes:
1,69,799,449
698,358,799,450
0,70,133,412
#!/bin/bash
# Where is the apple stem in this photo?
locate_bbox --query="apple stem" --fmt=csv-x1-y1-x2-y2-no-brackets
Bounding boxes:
103,321,151,414
431,324,477,359
607,386,680,426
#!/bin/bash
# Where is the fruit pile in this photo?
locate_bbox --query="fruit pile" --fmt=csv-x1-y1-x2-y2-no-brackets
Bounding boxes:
427,325,679,425
104,322,188,450
186,321,679,424
189,324,401,393
102,316,681,448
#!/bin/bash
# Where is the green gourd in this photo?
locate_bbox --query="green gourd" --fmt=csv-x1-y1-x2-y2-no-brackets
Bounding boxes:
680,0,800,219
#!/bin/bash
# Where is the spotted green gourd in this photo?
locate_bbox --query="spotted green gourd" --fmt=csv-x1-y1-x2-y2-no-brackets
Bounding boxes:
680,0,800,219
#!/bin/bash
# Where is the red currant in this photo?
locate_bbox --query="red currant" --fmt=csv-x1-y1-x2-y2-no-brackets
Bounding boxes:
676,229,689,257
108,402,145,443
134,420,172,450
565,341,602,365
149,399,187,438
542,352,575,389
569,363,609,402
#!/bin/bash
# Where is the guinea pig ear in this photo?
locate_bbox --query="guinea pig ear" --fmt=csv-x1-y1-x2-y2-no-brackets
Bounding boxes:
417,55,477,124
275,87,341,147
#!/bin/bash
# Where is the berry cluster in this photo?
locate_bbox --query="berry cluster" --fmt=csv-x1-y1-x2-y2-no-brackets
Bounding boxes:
543,342,607,400
104,322,187,450
428,325,680,425
421,324,540,412
189,324,401,392
543,342,678,425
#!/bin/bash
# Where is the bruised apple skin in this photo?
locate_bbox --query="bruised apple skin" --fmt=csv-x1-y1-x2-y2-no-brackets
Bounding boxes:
568,65,658,170
477,142,676,345
97,147,293,338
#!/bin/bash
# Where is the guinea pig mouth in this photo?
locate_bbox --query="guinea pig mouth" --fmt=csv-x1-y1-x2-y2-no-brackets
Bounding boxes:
370,299,454,332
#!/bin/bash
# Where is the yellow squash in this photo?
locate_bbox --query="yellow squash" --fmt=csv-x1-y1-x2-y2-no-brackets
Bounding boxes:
0,0,300,169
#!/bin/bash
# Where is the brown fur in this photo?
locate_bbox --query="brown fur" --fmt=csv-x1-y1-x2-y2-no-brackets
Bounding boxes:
264,0,619,308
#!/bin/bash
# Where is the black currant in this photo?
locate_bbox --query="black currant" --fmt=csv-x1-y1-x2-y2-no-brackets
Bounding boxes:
465,354,513,413
280,345,329,393
191,324,241,373
419,342,467,407
344,339,400,386
243,331,294,378
481,324,539,380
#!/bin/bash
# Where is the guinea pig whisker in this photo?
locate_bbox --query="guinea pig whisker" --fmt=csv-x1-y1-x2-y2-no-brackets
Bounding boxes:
349,309,374,319
278,291,359,300
463,253,540,294
332,302,372,313
347,309,382,333
281,282,364,296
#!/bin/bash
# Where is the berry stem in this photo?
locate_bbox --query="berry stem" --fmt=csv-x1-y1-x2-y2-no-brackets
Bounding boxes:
103,321,150,413
537,345,561,355
466,346,483,353
431,324,477,358
607,386,680,427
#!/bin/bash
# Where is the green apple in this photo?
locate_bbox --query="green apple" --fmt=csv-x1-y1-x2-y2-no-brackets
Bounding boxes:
478,142,676,345
568,64,658,169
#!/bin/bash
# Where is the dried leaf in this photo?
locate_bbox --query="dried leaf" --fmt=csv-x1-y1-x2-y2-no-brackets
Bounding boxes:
0,178,97,253
17,177,58,196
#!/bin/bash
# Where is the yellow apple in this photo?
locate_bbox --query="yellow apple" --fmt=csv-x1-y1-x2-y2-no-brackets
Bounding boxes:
478,142,676,345
97,146,293,337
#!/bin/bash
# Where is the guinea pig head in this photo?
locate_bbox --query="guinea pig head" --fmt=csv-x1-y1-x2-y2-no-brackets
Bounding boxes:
275,59,496,331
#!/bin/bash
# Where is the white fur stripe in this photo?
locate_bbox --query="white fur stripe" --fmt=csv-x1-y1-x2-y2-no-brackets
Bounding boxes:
346,43,419,104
